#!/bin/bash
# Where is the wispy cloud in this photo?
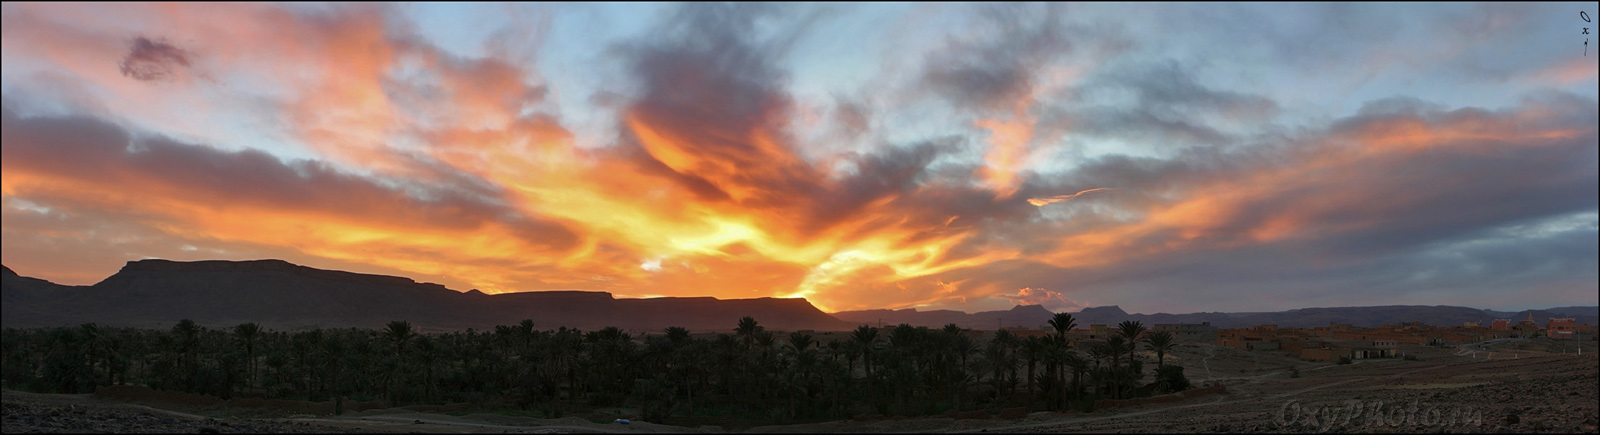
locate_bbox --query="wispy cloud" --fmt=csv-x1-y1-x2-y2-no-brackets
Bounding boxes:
1028,188,1113,207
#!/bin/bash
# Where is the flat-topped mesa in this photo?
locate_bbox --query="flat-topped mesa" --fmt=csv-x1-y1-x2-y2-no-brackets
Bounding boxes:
116,259,423,288
491,290,617,301
1076,305,1128,316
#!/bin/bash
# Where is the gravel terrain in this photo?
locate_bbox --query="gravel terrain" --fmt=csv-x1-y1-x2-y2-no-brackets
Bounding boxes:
1,391,364,433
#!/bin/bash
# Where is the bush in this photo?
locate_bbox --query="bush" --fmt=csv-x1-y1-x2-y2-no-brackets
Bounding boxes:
1288,366,1300,378
1154,365,1190,393
1403,354,1417,361
1336,357,1352,365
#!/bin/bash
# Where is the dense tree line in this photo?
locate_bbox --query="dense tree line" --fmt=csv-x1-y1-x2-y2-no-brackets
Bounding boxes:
0,314,1187,422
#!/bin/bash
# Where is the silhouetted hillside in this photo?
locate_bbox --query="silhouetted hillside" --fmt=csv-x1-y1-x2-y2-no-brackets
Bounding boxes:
0,259,850,332
6,260,1592,332
833,303,1599,329
831,304,1056,329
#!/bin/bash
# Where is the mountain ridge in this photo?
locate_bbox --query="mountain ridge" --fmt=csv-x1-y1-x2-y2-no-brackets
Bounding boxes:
831,303,1599,330
4,260,1595,331
2,259,850,332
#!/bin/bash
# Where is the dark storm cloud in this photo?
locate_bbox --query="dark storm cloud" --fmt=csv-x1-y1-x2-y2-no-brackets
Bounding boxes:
0,104,581,252
119,37,192,82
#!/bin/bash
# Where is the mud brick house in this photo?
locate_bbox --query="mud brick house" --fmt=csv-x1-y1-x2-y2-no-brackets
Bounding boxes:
1547,318,1577,340
1153,322,1218,344
1575,325,1597,341
1511,321,1543,338
1299,340,1396,361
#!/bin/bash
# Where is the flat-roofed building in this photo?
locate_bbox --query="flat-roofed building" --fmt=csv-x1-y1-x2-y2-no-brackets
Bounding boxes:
1348,345,1394,359
1153,322,1218,343
1245,340,1280,351
1547,318,1577,340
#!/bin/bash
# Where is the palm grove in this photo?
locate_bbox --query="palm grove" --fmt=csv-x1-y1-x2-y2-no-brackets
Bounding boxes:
1,314,1189,422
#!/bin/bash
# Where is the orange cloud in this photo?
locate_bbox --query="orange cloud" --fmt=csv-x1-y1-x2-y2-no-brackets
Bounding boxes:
2,3,1595,316
1028,187,1114,206
1001,287,1089,311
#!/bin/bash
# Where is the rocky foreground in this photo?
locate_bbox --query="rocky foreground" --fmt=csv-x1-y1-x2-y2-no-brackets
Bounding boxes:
1,391,364,434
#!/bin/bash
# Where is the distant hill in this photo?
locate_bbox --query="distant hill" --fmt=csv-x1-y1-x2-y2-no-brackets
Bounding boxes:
830,304,1056,330
1,259,850,333
831,303,1599,330
6,260,1593,332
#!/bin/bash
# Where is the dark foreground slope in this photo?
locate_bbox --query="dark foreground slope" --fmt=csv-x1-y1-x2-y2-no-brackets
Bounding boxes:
0,260,850,332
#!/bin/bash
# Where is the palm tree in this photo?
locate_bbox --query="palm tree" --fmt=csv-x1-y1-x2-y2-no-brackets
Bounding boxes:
1047,313,1077,401
664,327,691,346
735,316,763,350
385,321,414,358
785,331,817,412
988,329,1017,394
549,327,583,404
1142,331,1175,369
516,319,536,353
1087,340,1114,397
1115,320,1146,398
1048,313,1077,343
1021,336,1044,396
1103,335,1127,399
233,323,262,389
753,329,777,403
98,328,124,386
173,319,201,391
412,335,440,403
849,325,878,377
77,323,101,387
289,330,321,394
1037,340,1068,409
1064,351,1088,402
1116,320,1146,348
787,332,816,355
947,330,978,410
383,321,414,404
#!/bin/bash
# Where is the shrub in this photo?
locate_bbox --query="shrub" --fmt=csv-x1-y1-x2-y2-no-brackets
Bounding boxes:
1403,354,1418,361
1154,365,1190,393
1336,356,1352,365
1288,366,1300,378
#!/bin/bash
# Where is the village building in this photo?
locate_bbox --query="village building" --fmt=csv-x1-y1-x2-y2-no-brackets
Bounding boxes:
1153,322,1218,343
1547,318,1577,340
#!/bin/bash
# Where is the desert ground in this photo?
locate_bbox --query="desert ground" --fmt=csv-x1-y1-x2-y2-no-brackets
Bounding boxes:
5,338,1597,434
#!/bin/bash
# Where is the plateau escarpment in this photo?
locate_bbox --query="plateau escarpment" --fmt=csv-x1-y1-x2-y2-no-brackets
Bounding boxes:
1,259,851,332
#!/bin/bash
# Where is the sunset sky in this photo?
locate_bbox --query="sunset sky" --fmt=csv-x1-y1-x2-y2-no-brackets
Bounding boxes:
2,3,1596,314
